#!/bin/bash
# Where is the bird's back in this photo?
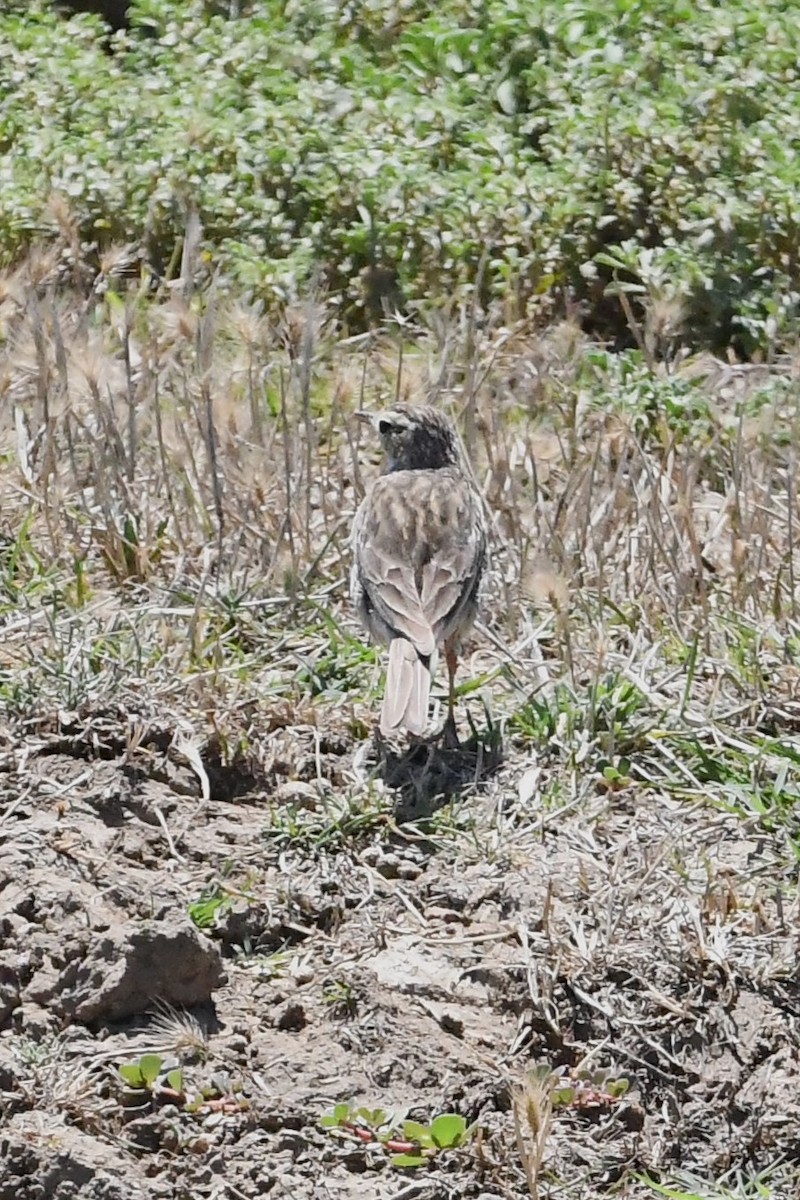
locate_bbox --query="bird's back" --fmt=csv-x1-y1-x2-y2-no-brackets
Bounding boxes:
358,467,481,574
353,465,486,651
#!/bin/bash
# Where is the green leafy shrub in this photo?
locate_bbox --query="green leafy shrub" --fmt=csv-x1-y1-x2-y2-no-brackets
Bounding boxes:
2,0,800,349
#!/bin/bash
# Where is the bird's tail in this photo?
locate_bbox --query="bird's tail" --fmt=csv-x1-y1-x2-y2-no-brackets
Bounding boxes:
380,638,430,736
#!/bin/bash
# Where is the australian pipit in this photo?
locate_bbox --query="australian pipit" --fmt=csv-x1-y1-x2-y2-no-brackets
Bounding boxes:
351,404,487,743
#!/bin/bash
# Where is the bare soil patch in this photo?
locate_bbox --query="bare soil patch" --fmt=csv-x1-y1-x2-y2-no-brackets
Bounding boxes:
2,705,798,1200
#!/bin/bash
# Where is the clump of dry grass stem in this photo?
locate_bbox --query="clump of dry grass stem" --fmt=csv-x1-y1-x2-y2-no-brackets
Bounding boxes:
1,235,799,793
513,1066,554,1200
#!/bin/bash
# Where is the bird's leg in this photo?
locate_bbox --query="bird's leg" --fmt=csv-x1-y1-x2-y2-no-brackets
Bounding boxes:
442,640,460,749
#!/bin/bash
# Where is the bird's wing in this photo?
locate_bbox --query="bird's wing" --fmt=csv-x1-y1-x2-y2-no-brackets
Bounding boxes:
419,538,482,633
419,487,485,638
357,536,436,656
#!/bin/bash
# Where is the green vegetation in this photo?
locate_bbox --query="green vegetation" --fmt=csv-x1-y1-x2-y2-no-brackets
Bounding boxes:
2,0,800,349
641,1173,787,1200
2,7,800,1196
116,1053,249,1117
118,1053,183,1093
320,1102,476,1168
187,883,235,930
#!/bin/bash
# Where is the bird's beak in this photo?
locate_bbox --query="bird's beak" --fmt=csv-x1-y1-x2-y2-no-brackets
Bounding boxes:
355,410,376,427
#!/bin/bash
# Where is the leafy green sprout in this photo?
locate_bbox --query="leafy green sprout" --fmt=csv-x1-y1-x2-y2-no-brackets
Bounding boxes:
187,883,235,930
117,1057,250,1116
550,1067,629,1109
322,978,359,1018
393,1114,475,1168
320,1102,476,1168
183,1072,249,1115
118,1054,183,1094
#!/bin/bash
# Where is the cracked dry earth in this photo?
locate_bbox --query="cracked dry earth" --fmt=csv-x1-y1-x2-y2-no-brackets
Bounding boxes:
1,707,799,1200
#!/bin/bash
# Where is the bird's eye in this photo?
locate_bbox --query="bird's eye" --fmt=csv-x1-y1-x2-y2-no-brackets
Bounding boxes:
378,419,394,435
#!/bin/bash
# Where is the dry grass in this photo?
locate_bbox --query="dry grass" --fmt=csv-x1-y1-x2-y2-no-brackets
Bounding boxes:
3,245,800,770
2,241,800,1198
513,1066,555,1199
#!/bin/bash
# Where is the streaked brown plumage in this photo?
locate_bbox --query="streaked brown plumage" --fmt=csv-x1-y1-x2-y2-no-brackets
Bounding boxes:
351,404,487,741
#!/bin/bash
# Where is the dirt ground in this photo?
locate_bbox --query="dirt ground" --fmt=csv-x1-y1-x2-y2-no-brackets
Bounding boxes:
1,702,798,1200
1,275,799,1197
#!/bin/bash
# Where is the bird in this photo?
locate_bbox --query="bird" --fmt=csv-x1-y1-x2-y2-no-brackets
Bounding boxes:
351,403,487,743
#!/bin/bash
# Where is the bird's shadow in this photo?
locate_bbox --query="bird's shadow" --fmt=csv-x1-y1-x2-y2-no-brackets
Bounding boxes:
373,723,504,823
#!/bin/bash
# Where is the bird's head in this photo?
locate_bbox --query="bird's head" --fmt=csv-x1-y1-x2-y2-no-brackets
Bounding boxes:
358,404,461,473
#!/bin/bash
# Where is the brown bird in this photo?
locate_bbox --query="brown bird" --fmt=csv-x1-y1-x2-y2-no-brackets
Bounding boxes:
351,404,487,742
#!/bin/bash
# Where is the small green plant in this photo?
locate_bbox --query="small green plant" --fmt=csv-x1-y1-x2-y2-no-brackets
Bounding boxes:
184,1072,249,1116
232,944,292,979
263,786,391,851
549,1065,630,1109
640,1168,786,1200
187,884,234,930
511,674,652,764
322,978,359,1019
320,1102,475,1168
519,1061,630,1117
117,1057,248,1115
509,690,563,743
295,624,379,700
597,760,634,793
392,1114,474,1167
118,1054,183,1094
11,1034,61,1068
320,1102,395,1135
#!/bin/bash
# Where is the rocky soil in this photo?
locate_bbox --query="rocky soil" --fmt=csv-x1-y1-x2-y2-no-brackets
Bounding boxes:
1,705,798,1199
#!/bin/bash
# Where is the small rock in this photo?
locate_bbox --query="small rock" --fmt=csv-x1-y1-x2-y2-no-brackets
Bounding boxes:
276,1002,306,1032
33,918,225,1023
125,1114,165,1152
274,781,321,807
1,1111,149,1200
618,1102,646,1131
